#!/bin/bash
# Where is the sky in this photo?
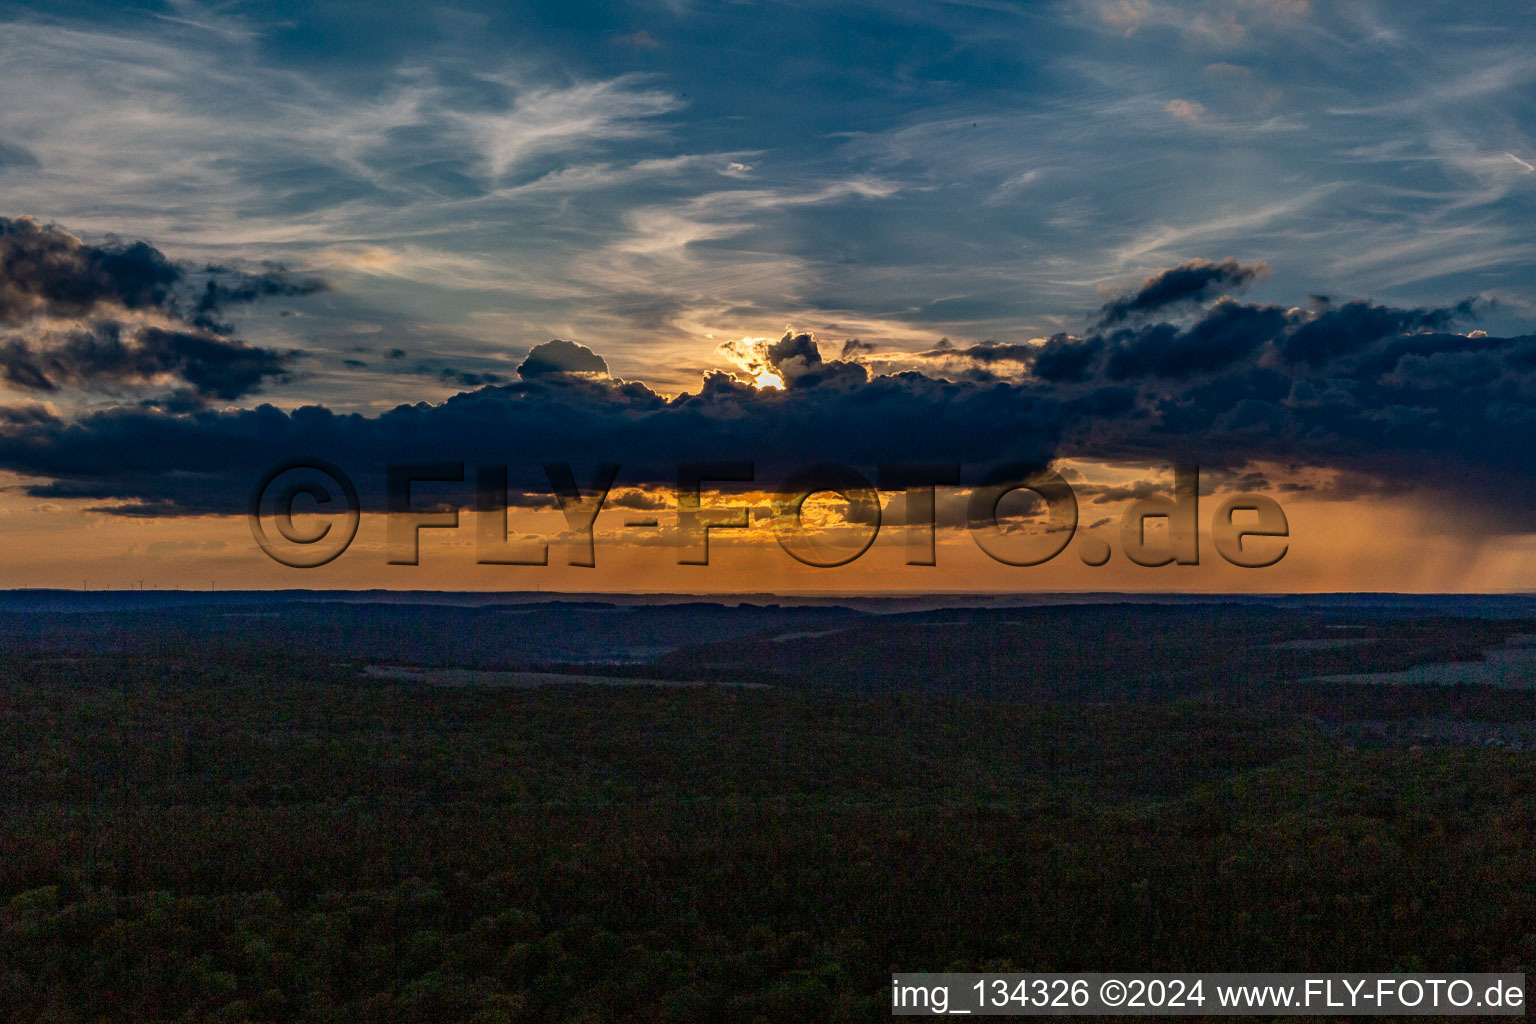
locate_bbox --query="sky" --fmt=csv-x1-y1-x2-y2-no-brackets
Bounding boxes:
0,0,1534,592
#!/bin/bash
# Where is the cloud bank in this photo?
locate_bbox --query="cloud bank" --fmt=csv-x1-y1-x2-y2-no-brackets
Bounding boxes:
0,227,1528,528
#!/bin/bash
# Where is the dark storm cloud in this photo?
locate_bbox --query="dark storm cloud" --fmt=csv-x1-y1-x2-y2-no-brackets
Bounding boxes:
1026,280,1533,523
1097,258,1266,326
0,216,182,324
1103,300,1290,379
379,355,511,388
1019,268,1531,524
1,256,1533,526
516,339,609,379
916,340,1036,365
1280,298,1476,366
1030,334,1103,383
764,329,868,388
840,338,876,358
441,368,509,388
765,329,819,380
143,328,294,400
0,358,1065,515
0,216,324,401
0,322,292,399
192,266,329,332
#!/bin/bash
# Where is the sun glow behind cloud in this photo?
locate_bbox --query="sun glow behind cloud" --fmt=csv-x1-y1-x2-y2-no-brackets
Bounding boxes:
0,0,1533,590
